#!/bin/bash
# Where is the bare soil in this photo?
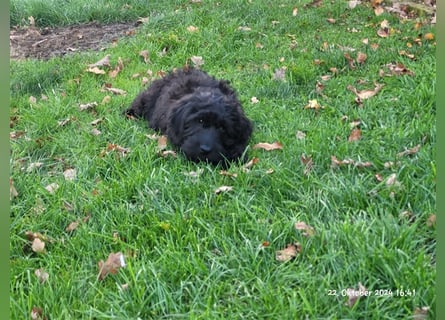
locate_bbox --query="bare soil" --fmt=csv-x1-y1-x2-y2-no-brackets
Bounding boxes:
10,22,139,60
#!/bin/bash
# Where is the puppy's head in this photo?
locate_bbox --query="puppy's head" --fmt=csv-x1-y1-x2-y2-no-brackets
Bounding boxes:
167,90,252,166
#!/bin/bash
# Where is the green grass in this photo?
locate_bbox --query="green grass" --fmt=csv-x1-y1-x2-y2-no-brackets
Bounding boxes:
10,0,436,319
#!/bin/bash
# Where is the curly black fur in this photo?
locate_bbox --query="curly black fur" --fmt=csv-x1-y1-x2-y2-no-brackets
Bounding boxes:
125,67,253,165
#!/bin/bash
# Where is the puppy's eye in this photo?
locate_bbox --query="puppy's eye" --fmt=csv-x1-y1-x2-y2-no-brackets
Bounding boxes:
198,119,204,124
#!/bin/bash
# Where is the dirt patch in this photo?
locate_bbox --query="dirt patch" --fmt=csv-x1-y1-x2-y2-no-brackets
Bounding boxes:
10,22,139,60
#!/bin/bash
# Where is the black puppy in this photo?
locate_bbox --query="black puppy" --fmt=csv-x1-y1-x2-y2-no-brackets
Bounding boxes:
125,67,253,165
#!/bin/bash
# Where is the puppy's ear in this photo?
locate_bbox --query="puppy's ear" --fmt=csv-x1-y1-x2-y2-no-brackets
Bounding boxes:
168,104,189,145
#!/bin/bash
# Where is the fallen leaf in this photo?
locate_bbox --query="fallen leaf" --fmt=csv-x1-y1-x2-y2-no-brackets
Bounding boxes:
327,18,336,23
101,95,111,104
215,186,233,195
385,63,414,76
10,178,18,200
90,118,103,126
63,168,76,181
347,82,384,101
88,54,111,68
104,87,127,95
294,221,315,237
135,17,149,25
87,66,106,75
426,214,436,228
253,142,283,151
300,154,313,175
34,268,49,283
29,96,37,104
160,150,177,158
157,135,168,151
220,170,238,178
348,128,361,142
273,67,286,81
304,99,325,110
91,128,102,136
374,6,385,15
79,102,98,111
31,307,45,320
292,7,298,16
238,26,251,31
348,0,360,9
45,183,59,194
187,25,199,32
345,282,368,307
58,118,72,127
344,52,356,69
98,252,126,280
385,173,399,186
32,238,45,253
109,57,124,78
65,221,79,232
377,27,389,38
397,144,420,157
276,243,301,262
139,50,150,63
331,155,355,168
413,306,430,320
296,131,306,140
243,157,260,170
251,96,259,104
191,56,204,68
356,52,367,64
424,33,434,41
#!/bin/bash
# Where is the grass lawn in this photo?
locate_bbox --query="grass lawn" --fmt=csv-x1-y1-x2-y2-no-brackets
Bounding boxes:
10,0,436,319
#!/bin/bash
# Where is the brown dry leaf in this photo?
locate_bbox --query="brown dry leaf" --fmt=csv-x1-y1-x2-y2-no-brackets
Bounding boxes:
292,7,298,16
326,18,336,24
91,128,102,136
90,118,103,126
220,170,238,178
304,99,325,110
28,16,35,26
34,268,49,283
385,173,399,186
45,183,59,194
343,52,356,69
243,157,260,170
348,128,361,142
160,150,177,158
413,306,429,320
294,221,315,237
187,25,199,32
273,67,286,81
109,57,124,78
79,102,98,111
63,168,77,181
104,86,127,95
215,186,233,195
374,6,385,15
356,52,367,64
191,56,204,68
345,282,368,307
29,95,37,104
426,214,436,228
348,0,360,9
296,131,306,140
398,50,415,60
65,221,80,232
331,155,355,168
139,50,150,63
107,143,131,156
377,27,389,38
424,33,434,41
157,135,168,151
58,117,72,127
88,54,111,68
253,141,283,151
10,178,18,200
98,252,126,280
385,63,415,76
238,26,251,32
300,154,313,176
276,243,301,262
397,144,420,157
101,95,111,104
347,82,384,101
32,238,45,253
10,131,26,139
87,66,106,75
31,307,46,320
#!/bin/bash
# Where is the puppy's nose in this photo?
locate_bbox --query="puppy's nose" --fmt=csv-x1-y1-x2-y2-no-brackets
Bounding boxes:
200,144,212,154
